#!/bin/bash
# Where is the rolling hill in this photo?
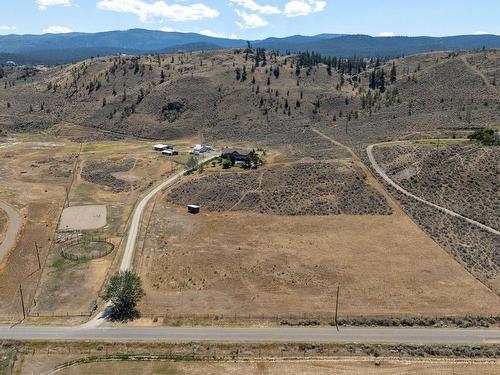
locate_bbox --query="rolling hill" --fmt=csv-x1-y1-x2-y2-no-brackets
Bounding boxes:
1,29,499,65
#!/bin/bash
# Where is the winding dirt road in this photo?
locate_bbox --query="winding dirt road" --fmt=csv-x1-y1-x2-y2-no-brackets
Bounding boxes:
366,140,500,236
0,201,22,263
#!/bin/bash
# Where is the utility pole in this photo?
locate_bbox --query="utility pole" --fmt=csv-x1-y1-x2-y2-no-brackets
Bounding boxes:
334,284,340,332
19,284,26,320
34,241,41,270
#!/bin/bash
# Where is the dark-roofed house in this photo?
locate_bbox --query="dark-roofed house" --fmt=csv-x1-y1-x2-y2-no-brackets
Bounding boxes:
220,148,252,163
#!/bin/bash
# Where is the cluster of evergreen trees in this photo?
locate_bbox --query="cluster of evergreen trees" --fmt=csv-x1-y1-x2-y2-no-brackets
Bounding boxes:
296,52,367,75
254,48,267,67
369,62,397,92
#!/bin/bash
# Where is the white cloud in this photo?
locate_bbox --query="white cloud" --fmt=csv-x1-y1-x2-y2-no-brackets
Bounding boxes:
472,31,491,35
229,0,280,15
378,31,395,37
43,25,73,33
37,0,72,10
0,25,16,31
234,9,268,29
199,29,238,39
311,0,326,12
160,26,175,32
96,0,219,23
284,0,326,17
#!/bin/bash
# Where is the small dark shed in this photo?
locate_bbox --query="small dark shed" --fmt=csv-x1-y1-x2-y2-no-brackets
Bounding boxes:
187,204,200,214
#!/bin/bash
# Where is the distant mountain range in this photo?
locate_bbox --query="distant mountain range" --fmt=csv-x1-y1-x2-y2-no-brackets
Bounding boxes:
1,29,499,65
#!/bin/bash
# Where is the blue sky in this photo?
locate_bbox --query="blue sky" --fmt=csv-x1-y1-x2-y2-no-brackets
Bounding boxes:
1,0,499,39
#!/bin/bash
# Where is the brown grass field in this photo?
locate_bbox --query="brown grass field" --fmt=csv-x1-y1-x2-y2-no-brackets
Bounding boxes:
5,341,499,375
52,360,500,375
12,355,500,375
138,153,500,321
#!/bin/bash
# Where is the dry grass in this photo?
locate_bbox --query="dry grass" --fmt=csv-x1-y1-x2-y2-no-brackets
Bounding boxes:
15,357,500,375
138,199,499,319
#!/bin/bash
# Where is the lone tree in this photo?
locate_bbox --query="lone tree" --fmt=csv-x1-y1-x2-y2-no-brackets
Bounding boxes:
186,155,199,170
102,270,145,321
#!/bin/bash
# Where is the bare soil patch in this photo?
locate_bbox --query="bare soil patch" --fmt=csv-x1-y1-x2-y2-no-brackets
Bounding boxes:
139,200,499,319
169,161,391,216
59,205,107,231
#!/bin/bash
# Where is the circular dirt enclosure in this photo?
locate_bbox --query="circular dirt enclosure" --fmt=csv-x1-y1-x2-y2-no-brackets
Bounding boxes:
61,240,114,261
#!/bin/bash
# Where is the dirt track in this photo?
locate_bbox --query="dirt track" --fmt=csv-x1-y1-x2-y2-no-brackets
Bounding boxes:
0,201,22,263
366,140,500,236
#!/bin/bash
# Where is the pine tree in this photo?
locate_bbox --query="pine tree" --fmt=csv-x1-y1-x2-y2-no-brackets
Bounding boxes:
369,70,376,90
390,62,397,84
379,69,386,92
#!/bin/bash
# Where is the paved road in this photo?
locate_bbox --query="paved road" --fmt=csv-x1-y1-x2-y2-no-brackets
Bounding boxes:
366,141,500,236
0,201,22,263
1,325,499,344
83,153,217,328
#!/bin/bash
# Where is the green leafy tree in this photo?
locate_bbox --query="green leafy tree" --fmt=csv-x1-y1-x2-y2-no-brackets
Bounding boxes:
222,159,232,169
186,155,199,170
102,270,145,321
468,128,499,146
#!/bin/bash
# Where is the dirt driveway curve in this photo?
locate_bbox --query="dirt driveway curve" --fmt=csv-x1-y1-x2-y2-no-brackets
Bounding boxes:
0,201,22,263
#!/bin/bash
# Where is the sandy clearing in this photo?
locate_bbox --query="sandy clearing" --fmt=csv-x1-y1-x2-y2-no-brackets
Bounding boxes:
59,205,107,231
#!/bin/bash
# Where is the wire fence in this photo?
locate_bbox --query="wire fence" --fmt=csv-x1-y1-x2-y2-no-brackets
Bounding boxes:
26,311,93,318
59,236,114,261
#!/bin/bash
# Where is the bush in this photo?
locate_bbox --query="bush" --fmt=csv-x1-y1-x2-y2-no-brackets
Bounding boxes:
468,128,499,146
222,159,232,169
